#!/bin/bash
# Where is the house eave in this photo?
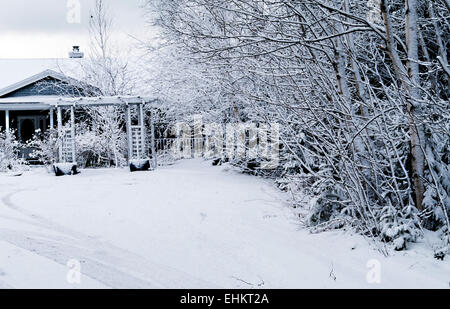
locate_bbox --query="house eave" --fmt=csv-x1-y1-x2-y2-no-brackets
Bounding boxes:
0,103,52,111
0,96,158,110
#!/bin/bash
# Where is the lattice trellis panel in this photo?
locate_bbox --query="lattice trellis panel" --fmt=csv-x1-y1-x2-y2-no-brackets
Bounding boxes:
61,128,75,163
130,125,146,160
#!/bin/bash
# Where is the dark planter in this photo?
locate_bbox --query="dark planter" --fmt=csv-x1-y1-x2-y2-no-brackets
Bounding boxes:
130,159,151,172
53,163,79,176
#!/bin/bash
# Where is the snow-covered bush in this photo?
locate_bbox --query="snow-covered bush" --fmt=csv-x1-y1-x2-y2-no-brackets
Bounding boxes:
380,205,422,251
156,149,177,166
27,129,59,165
76,110,128,168
0,131,28,172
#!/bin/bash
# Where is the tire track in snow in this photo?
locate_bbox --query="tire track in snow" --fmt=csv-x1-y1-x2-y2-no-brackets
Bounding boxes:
0,190,160,288
0,190,218,289
0,228,158,289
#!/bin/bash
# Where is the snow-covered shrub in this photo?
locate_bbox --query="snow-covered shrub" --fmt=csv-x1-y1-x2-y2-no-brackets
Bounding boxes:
0,131,28,172
380,205,422,251
27,129,59,165
306,193,343,227
75,108,128,168
423,130,450,228
157,149,177,166
76,127,109,168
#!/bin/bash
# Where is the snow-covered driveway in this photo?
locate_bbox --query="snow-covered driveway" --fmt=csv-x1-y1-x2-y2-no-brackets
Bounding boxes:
0,160,448,288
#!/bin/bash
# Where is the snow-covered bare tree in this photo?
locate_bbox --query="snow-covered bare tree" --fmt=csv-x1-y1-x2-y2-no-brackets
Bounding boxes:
144,0,450,253
36,0,140,168
60,0,140,167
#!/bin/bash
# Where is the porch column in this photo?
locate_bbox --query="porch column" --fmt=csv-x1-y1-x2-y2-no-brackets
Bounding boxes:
49,109,54,130
5,110,10,133
70,106,76,163
57,106,63,162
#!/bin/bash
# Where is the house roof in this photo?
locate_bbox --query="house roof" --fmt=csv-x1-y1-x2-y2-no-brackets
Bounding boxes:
0,69,86,97
0,58,86,96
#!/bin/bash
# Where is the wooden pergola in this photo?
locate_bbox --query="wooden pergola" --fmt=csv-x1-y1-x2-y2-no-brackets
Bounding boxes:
1,96,158,169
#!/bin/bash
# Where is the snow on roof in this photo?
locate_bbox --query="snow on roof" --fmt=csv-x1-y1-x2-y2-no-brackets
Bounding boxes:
0,58,85,91
0,95,61,103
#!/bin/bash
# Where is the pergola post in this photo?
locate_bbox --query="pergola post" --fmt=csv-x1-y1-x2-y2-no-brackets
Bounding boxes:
135,106,141,160
150,109,157,168
126,104,133,164
126,102,152,172
51,105,78,176
139,103,145,160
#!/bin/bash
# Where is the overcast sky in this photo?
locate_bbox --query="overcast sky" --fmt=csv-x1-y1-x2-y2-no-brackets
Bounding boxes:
0,0,150,58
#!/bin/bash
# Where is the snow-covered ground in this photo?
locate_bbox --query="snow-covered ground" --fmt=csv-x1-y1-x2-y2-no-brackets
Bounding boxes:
0,160,448,289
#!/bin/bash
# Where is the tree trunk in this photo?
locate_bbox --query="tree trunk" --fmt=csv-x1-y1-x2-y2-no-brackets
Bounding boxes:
405,0,425,211
381,0,425,210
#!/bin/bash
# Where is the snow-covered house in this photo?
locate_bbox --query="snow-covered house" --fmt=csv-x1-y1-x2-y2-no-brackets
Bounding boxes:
0,48,153,167
0,48,96,159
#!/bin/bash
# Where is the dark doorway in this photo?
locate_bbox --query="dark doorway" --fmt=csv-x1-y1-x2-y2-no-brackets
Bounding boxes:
20,118,35,142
